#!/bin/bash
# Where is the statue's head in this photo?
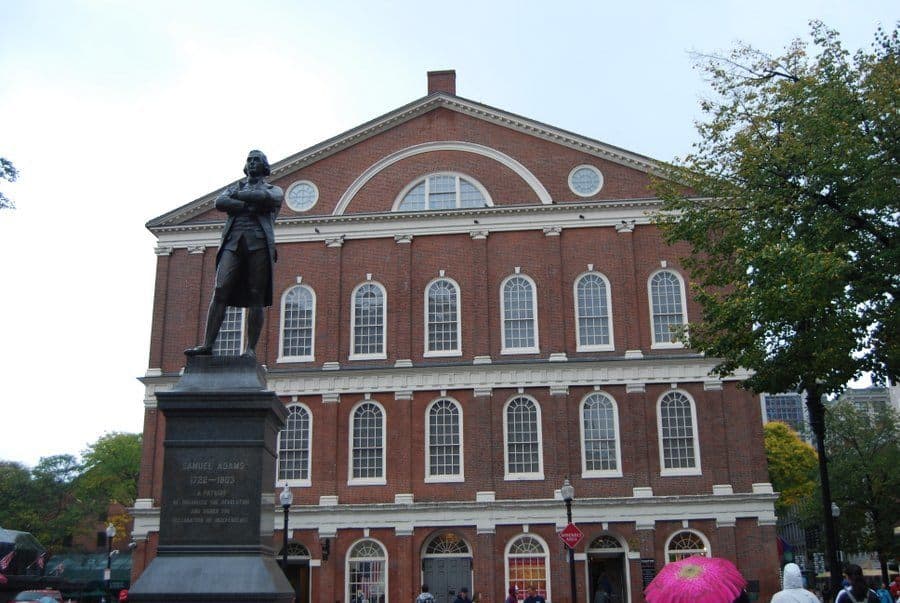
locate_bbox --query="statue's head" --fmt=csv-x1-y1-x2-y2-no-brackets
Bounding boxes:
244,150,271,177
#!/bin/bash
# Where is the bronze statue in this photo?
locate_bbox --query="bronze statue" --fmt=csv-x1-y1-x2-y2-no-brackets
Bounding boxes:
185,150,283,358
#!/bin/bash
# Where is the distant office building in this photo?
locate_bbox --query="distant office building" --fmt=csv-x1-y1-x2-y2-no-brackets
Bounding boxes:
833,385,899,417
760,393,808,433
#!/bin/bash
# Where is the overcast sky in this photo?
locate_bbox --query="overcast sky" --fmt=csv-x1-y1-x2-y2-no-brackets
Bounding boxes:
0,0,895,468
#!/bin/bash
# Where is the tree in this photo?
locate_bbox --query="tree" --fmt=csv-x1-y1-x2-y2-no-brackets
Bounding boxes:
763,421,818,512
653,22,899,594
826,402,899,583
0,157,18,210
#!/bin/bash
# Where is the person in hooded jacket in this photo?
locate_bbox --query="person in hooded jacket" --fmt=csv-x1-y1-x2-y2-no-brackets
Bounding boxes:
771,563,820,603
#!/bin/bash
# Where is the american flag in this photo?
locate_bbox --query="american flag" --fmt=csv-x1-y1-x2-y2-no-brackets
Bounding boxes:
0,550,14,571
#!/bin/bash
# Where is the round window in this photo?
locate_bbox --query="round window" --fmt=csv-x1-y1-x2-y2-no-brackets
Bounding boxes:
286,181,319,211
568,165,604,197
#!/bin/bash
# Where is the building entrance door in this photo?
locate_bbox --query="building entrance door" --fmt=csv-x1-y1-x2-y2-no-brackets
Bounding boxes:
284,560,310,603
588,554,627,603
423,557,471,603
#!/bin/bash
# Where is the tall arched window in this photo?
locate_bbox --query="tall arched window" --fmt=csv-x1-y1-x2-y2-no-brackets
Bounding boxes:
212,306,244,355
504,396,543,479
425,278,461,356
649,270,687,347
505,535,550,600
346,539,387,602
575,273,613,351
665,530,710,562
351,282,386,359
426,398,463,481
501,274,539,354
395,172,491,211
279,285,315,361
580,392,622,477
350,401,386,484
277,404,311,485
658,391,701,475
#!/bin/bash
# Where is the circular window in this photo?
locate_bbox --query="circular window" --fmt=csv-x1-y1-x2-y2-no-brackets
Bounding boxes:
286,180,319,211
568,165,604,197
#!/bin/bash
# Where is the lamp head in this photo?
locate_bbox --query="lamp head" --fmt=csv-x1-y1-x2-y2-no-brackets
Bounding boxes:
561,477,575,502
279,482,294,507
106,524,117,539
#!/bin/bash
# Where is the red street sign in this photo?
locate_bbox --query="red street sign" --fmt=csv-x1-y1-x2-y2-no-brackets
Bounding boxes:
559,522,584,549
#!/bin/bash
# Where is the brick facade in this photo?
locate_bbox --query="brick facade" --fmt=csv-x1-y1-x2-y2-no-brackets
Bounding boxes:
132,71,779,602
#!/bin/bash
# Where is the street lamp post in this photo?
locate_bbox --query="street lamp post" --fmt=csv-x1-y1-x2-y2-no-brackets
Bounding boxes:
105,523,116,603
279,483,293,571
561,478,577,603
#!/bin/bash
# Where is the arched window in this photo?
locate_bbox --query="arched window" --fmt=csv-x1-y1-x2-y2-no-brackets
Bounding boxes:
504,396,543,479
346,539,387,603
658,391,701,475
649,270,687,347
351,282,386,359
395,173,490,211
425,278,461,356
665,530,710,562
425,533,471,556
277,404,311,485
213,306,244,355
580,392,621,477
505,535,550,600
350,401,386,484
501,274,539,354
277,542,310,559
426,398,463,481
575,273,613,351
587,535,625,552
279,285,315,361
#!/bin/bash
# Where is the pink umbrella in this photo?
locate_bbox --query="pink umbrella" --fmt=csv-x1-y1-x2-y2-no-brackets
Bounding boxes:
0,572,6,584
645,556,747,603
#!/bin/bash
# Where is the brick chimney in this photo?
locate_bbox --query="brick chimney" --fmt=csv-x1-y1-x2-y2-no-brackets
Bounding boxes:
427,70,456,95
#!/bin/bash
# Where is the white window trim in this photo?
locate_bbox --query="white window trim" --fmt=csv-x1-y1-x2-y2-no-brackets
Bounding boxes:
276,403,313,488
500,273,540,355
503,395,545,480
579,391,623,478
345,538,388,603
663,528,711,564
393,171,494,212
657,390,702,476
284,179,319,212
348,400,387,486
574,271,615,352
648,268,688,349
423,276,463,358
349,281,388,361
424,397,465,483
504,533,552,602
568,164,604,197
213,307,246,355
277,284,316,363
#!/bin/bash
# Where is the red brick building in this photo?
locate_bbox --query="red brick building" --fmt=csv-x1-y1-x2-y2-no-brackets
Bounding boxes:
131,71,779,602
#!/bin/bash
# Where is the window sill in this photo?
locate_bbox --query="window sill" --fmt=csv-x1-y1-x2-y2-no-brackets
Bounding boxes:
348,353,387,361
660,467,702,477
348,478,387,486
424,475,465,483
277,355,315,364
424,350,463,358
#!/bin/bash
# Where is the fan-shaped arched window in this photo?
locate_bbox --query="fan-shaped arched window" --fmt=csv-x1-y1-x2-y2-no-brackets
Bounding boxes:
580,392,621,476
501,274,539,353
350,402,386,484
425,278,461,356
649,270,687,347
665,530,710,562
575,273,613,350
213,307,244,355
658,391,701,475
504,396,543,478
277,542,310,558
425,533,471,556
351,282,386,359
587,535,625,551
279,285,315,361
506,535,550,600
346,539,387,603
426,398,463,481
277,404,311,485
395,173,490,211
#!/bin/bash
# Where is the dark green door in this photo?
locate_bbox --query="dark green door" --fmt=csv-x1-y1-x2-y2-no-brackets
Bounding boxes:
423,557,471,603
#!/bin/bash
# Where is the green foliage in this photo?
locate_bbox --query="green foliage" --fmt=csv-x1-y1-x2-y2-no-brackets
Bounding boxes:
0,157,17,210
825,402,900,562
763,421,818,511
654,22,899,395
0,433,141,551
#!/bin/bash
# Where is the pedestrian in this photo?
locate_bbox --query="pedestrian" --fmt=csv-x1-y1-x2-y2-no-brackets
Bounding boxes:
889,576,900,601
835,564,879,603
875,583,893,603
416,584,436,603
453,587,471,603
523,585,545,603
505,586,518,603
771,563,819,603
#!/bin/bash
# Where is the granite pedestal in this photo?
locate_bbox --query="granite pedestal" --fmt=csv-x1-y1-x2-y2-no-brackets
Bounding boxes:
129,356,293,603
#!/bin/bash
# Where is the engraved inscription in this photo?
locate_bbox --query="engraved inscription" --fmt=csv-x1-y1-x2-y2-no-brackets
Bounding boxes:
168,457,251,526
